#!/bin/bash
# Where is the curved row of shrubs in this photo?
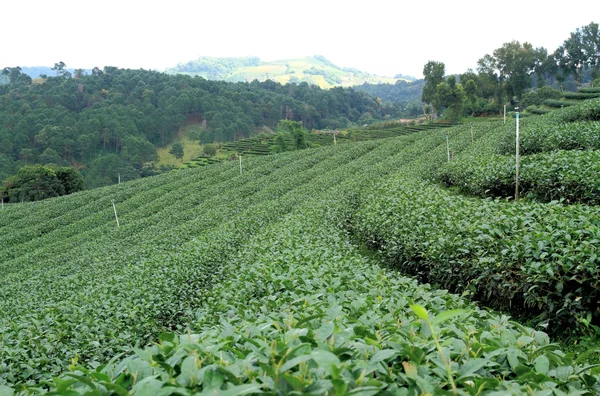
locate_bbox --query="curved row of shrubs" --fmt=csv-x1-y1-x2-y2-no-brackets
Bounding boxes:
499,120,600,155
349,175,600,332
20,179,600,394
438,150,600,204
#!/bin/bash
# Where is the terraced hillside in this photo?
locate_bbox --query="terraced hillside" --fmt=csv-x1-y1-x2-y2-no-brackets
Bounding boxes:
182,122,455,168
526,86,600,115
2,103,600,393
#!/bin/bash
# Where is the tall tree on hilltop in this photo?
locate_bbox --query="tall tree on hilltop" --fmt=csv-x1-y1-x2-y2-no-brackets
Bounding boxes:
555,23,600,85
582,22,600,80
493,41,540,100
51,61,66,77
434,75,466,122
421,61,445,117
1,68,9,84
555,29,587,86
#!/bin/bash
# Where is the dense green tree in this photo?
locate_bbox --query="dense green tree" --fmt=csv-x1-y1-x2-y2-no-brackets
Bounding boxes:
434,76,466,122
84,154,138,188
422,61,445,116
170,142,184,158
279,120,307,150
1,68,9,84
51,61,67,77
0,164,83,202
582,22,600,79
52,165,84,194
555,30,587,86
39,148,69,166
353,80,423,105
2,66,32,86
202,143,217,157
0,66,385,189
520,86,562,108
273,134,287,153
490,41,542,100
556,22,600,84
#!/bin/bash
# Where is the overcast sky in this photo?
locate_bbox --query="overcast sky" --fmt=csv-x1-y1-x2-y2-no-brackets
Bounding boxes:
2,0,598,79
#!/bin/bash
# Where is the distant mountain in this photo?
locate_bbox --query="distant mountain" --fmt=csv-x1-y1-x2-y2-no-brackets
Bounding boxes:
166,55,415,88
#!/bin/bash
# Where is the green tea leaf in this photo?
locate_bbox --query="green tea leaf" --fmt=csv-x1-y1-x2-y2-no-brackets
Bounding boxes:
432,309,468,325
410,305,429,321
534,355,549,375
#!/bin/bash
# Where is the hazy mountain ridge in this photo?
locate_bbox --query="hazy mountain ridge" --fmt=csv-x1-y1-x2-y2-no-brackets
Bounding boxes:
13,66,92,79
166,55,415,88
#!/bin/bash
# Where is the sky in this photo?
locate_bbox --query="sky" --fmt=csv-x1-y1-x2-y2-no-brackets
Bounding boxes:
2,0,598,79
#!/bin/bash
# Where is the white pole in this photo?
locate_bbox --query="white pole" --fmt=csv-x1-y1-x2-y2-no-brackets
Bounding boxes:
515,108,520,201
112,200,120,228
446,133,450,162
118,173,121,184
333,130,337,145
504,105,506,124
239,154,242,175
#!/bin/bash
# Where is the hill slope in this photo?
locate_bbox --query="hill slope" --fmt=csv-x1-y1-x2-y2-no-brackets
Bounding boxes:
0,67,390,189
166,55,409,88
3,101,600,392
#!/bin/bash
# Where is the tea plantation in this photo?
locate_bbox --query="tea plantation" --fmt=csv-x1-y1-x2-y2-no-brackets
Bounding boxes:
2,101,600,394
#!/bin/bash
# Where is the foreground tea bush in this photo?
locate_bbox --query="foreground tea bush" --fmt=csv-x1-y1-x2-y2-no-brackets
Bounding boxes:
497,100,600,156
350,175,600,332
3,112,600,393
439,150,600,204
27,194,600,394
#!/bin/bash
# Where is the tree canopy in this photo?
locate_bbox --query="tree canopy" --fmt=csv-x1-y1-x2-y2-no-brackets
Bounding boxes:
1,164,83,203
0,66,389,189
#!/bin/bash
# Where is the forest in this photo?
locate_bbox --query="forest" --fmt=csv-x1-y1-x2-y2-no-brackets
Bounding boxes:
0,66,399,192
353,79,425,116
420,22,600,120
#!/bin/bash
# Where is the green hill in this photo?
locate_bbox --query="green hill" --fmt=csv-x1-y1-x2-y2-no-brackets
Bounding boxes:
166,55,408,88
0,67,394,192
3,99,600,393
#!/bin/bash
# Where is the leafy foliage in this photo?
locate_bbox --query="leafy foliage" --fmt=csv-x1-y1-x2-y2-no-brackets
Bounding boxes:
0,164,83,202
169,141,184,159
350,174,600,332
438,99,600,204
440,150,600,204
2,109,600,393
0,66,389,188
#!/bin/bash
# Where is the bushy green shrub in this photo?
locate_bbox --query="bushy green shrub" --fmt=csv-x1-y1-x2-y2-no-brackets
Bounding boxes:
439,150,600,204
350,175,600,331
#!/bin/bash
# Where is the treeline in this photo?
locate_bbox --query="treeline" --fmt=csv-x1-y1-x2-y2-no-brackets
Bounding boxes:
0,66,387,188
421,22,600,120
353,80,425,117
166,56,261,79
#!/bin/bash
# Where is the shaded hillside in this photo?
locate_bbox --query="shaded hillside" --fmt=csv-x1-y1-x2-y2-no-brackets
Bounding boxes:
0,66,394,188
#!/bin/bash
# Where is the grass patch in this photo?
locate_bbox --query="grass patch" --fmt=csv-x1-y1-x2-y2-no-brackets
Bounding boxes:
156,125,204,167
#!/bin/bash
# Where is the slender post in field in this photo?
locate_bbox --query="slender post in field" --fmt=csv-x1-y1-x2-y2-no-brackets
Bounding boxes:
112,199,120,228
515,107,520,201
446,132,450,162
